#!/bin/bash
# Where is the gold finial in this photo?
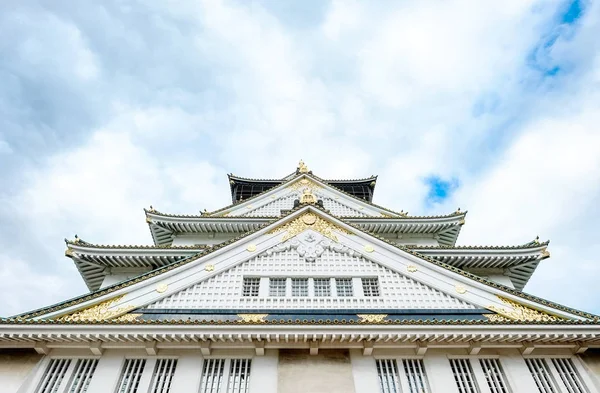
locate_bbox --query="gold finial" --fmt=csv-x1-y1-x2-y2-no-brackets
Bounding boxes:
298,159,309,173
456,207,461,213
149,205,156,212
300,188,317,204
73,234,80,244
534,236,540,244
201,208,209,215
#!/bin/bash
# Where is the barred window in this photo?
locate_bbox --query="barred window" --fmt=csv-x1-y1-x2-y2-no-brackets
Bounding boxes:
269,278,287,297
362,278,380,297
314,278,331,297
479,359,511,393
402,359,431,393
376,359,401,393
525,358,559,393
335,278,353,297
450,359,480,393
242,278,260,297
228,359,252,393
291,278,308,297
67,359,99,393
35,359,72,393
200,359,225,393
115,359,147,393
200,359,252,393
149,359,178,393
551,358,589,393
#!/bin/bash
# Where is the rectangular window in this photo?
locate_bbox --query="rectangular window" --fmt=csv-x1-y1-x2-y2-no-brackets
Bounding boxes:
115,359,147,393
67,359,99,393
450,359,480,393
314,278,331,297
291,278,308,297
200,359,252,393
242,277,260,297
335,278,354,297
402,359,431,393
479,359,511,393
551,358,589,393
149,359,178,393
269,278,287,297
362,277,381,297
227,359,252,393
35,359,72,393
376,359,401,393
525,358,559,393
200,359,225,393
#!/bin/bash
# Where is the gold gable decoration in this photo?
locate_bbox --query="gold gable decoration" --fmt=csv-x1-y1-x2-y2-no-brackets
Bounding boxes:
357,314,388,323
288,177,322,191
238,314,268,323
269,212,351,242
58,295,135,322
484,296,562,322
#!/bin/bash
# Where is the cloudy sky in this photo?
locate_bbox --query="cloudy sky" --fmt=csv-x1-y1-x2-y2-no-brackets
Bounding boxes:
1,0,599,317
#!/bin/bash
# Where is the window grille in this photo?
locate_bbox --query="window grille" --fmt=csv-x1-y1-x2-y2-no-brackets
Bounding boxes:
313,278,331,297
376,359,402,393
200,359,225,393
269,278,287,297
67,359,99,393
450,359,480,393
115,359,146,393
335,278,354,297
362,277,381,296
227,359,252,393
525,359,559,393
242,277,260,297
149,359,178,393
291,278,308,297
402,359,431,393
479,359,511,393
35,359,72,393
551,358,589,393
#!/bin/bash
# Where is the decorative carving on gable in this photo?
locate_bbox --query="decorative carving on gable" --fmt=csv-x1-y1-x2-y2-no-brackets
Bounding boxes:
484,296,561,322
261,231,356,262
287,178,322,191
58,295,135,322
269,212,350,242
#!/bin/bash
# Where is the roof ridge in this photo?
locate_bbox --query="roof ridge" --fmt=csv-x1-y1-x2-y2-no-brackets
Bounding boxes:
408,241,550,250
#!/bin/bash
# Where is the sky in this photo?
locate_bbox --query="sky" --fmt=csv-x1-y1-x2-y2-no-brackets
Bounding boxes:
0,0,599,317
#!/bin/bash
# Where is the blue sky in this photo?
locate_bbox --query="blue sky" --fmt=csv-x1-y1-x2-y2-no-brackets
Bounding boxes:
1,0,599,317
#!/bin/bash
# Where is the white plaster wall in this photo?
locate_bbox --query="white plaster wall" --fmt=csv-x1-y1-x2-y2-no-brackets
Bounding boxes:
249,350,278,393
349,349,379,392
0,350,42,393
580,350,600,391
278,350,355,393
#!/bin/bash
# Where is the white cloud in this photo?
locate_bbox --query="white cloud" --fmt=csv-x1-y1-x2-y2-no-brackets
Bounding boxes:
1,0,600,316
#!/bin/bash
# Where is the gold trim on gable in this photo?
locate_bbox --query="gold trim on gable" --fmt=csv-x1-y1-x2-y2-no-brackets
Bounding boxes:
58,295,135,322
269,212,351,242
485,296,562,322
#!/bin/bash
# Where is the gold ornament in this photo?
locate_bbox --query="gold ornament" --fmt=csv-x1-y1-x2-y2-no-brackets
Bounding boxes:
156,283,168,293
269,212,350,242
357,314,388,323
407,265,418,273
65,248,74,257
58,295,134,322
247,244,257,252
297,160,309,173
455,285,467,294
288,177,322,191
238,314,269,323
485,296,561,322
113,313,142,322
300,188,317,204
364,245,374,253
246,205,253,210
204,264,215,272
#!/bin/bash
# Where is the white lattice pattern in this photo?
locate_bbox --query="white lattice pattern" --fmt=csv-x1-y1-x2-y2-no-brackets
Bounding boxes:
148,247,475,310
240,194,297,217
318,195,369,217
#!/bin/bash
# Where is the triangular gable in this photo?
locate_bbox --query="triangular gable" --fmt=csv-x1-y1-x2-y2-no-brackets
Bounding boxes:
222,175,387,218
26,206,593,323
146,231,477,311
